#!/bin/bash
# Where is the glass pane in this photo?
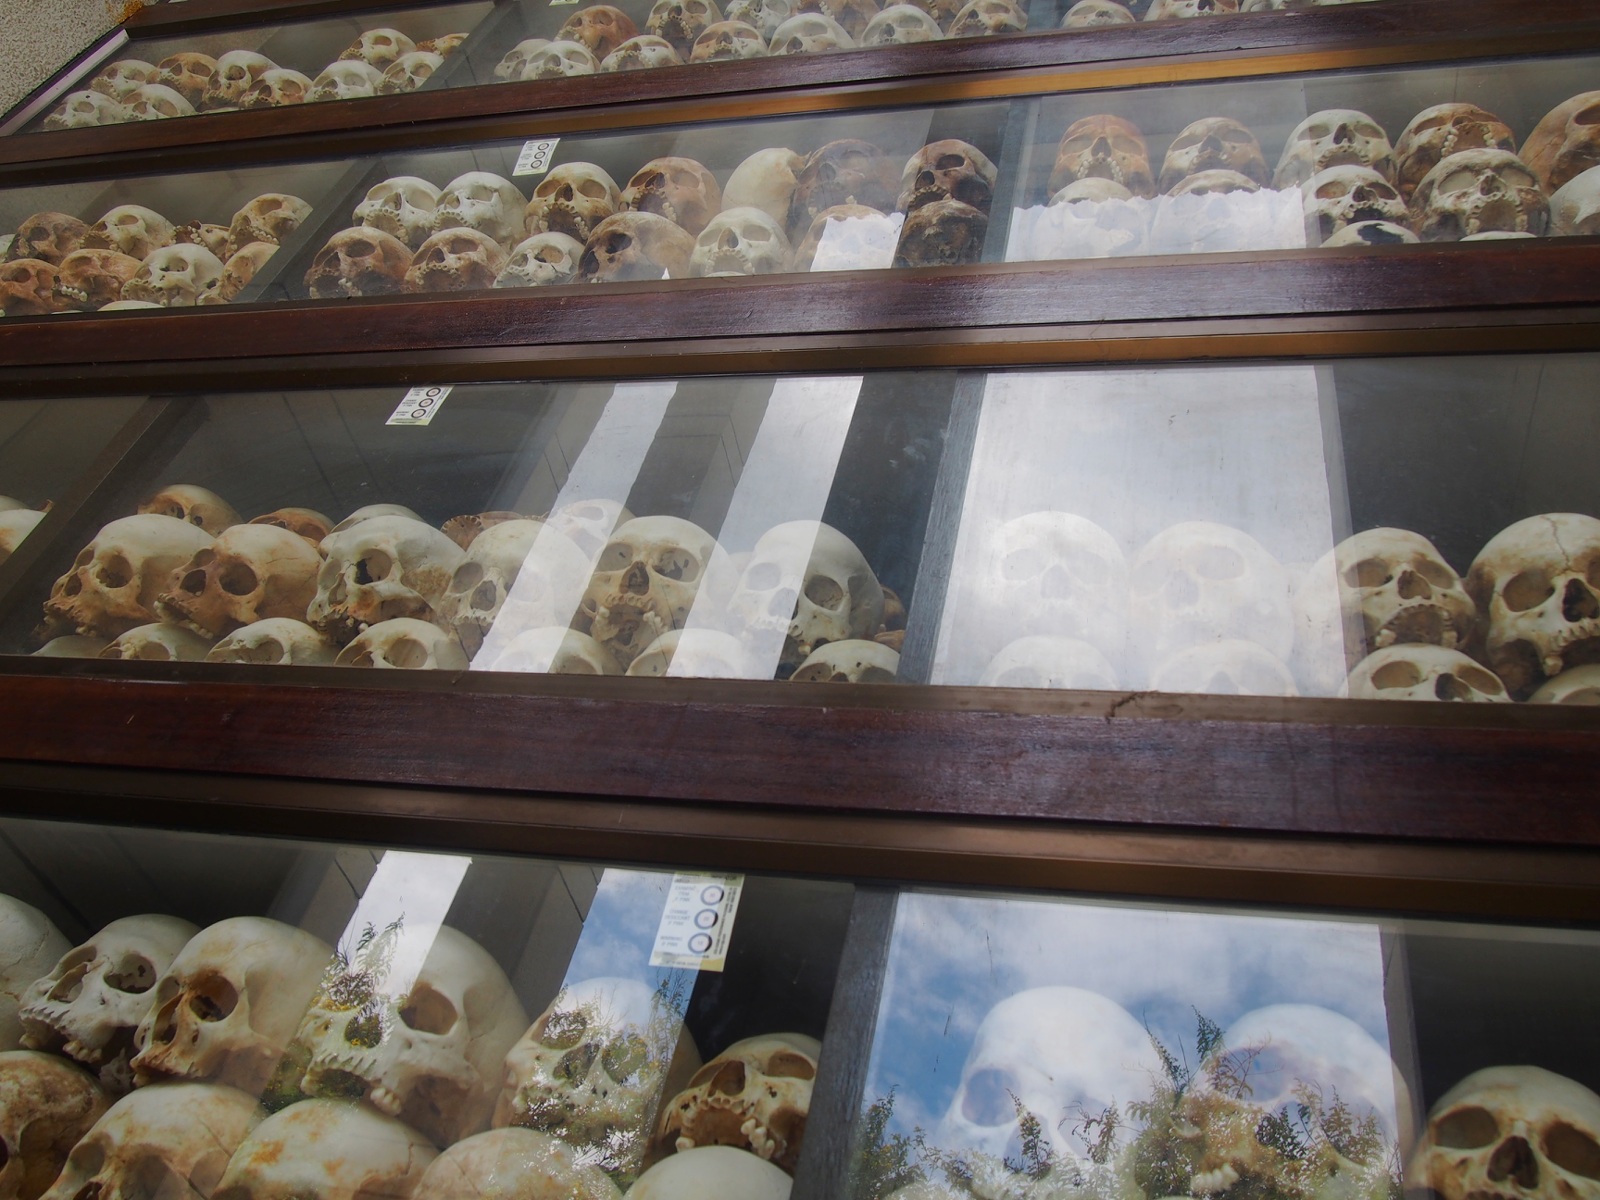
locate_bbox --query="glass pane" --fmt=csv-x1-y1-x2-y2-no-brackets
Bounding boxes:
849,889,1600,1200
0,813,851,1192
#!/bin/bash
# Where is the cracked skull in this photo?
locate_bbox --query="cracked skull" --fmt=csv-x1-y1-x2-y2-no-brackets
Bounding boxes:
308,515,465,645
787,139,900,240
525,163,622,243
1412,149,1549,240
898,139,996,213
1344,644,1510,703
0,1052,109,1200
1,898,68,1054
340,28,417,71
309,60,384,102
655,1033,819,1174
154,523,322,638
646,0,723,57
1159,116,1269,192
559,6,640,58
622,158,721,239
405,229,508,292
1303,164,1408,243
578,516,723,668
203,50,276,109
84,204,174,260
1521,91,1600,195
579,212,695,282
211,1099,436,1200
306,227,413,298
123,244,226,307
207,618,338,666
495,232,586,287
412,1128,620,1200
600,35,684,69
138,484,240,535
39,515,214,641
356,176,442,251
1394,103,1517,201
435,172,527,248
1048,114,1154,198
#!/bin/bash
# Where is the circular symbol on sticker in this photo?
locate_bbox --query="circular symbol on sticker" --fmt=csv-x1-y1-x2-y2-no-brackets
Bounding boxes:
700,885,725,905
688,932,712,954
410,410,428,420
694,909,718,929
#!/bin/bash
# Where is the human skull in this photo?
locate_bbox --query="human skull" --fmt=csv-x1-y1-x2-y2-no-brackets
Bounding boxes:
206,618,338,665
656,1033,818,1173
522,40,601,78
405,229,509,292
1302,164,1407,243
0,510,44,566
38,515,214,641
295,925,523,1144
39,1082,261,1200
788,139,899,239
84,204,175,260
1061,0,1133,25
355,176,441,251
139,484,240,534
545,499,634,557
578,516,724,667
239,69,312,109
92,59,157,100
1520,91,1600,195
211,1099,436,1200
8,212,86,266
725,0,794,39
44,90,126,130
689,207,792,276
1550,166,1600,236
155,53,216,108
1274,109,1395,191
1412,149,1549,241
1,898,68,1053
526,163,622,243
379,52,443,94
1343,644,1510,703
894,198,987,266
628,628,758,677
154,523,320,637
1145,0,1237,15
947,0,1026,37
120,245,224,306
495,39,550,80
1321,219,1418,247
53,249,140,310
440,519,592,657
495,232,585,287
418,33,468,56
340,28,417,71
1127,521,1293,680
729,520,883,669
1465,513,1600,697
937,987,1162,1166
560,5,641,58
768,12,855,53
497,977,700,1176
790,639,900,682
1047,115,1154,198
622,158,721,239
1406,1066,1600,1200
308,515,465,644
977,635,1120,689
100,624,217,662
629,1146,791,1199
0,1051,109,1200
309,60,384,102
225,193,311,258
646,0,724,57
579,212,695,282
123,83,195,120
0,261,62,316
691,20,769,60
723,148,804,228
176,221,232,259
442,512,526,551
1394,103,1517,201
411,1129,620,1200
600,36,685,69
1529,663,1600,705
19,915,198,1092
1159,117,1268,192
331,503,423,533
202,241,278,304
435,172,527,248
795,0,879,39
334,618,467,668
486,627,619,673
898,140,995,214
131,918,329,1092
202,50,276,109
1149,639,1296,695
306,227,413,298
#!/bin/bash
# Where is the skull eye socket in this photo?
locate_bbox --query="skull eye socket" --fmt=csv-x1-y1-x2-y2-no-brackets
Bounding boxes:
1434,1105,1500,1149
219,561,258,596
1317,181,1351,201
96,553,134,589
598,540,636,571
653,548,701,582
803,573,846,612
187,972,239,1022
1453,664,1504,697
1370,660,1423,691
935,154,967,171
1346,558,1391,589
1303,123,1331,142
1504,169,1538,190
764,1049,816,1080
1000,548,1044,582
556,1042,599,1083
355,550,394,585
1438,169,1479,196
961,1067,1021,1127
601,1037,648,1082
1502,569,1554,613
383,636,433,669
105,954,159,993
1574,103,1600,129
1545,1122,1600,1180
578,180,608,199
745,561,782,590
540,1007,589,1049
399,983,457,1034
1413,558,1457,589
345,238,376,257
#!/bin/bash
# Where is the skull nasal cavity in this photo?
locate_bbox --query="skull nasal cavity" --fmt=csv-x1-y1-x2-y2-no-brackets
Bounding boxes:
961,1067,1019,1127
1488,1136,1540,1189
623,562,652,594
1562,578,1600,622
1545,1122,1600,1180
1397,569,1433,600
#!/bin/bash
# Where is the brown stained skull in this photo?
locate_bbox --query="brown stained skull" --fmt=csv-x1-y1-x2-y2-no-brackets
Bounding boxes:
525,162,623,243
224,193,311,259
1048,114,1155,197
155,53,216,108
305,227,413,298
200,242,278,305
646,0,724,58
238,69,312,110
155,523,322,638
580,211,695,282
787,139,901,241
0,1051,110,1200
139,485,241,535
418,33,468,55
1394,103,1518,202
622,157,722,238
404,228,507,292
1522,91,1600,195
893,197,988,267
1158,116,1269,193
1411,149,1549,241
377,51,443,94
249,508,334,545
91,59,157,100
202,50,277,110
654,1034,819,1174
0,260,64,316
307,515,465,644
691,20,769,60
84,205,176,260
175,220,232,261
560,5,641,58
340,27,417,70
8,213,87,266
796,0,880,39
600,35,685,69
53,249,141,310
897,139,997,214
38,515,215,642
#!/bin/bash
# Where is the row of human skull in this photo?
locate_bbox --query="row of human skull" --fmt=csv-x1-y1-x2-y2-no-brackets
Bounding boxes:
32,486,905,682
45,32,468,131
0,895,815,1199
964,510,1600,702
1,195,310,315
1061,0,1374,24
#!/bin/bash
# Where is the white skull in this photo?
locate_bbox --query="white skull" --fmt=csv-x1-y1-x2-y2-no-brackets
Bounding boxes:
340,28,418,70
225,194,311,258
439,519,591,656
496,977,700,1177
629,1147,792,1198
239,69,313,109
131,917,332,1093
1060,0,1133,25
1127,521,1293,681
206,618,338,665
522,40,600,80
1343,644,1510,703
937,987,1162,1166
309,60,384,102
123,244,225,307
1466,513,1600,697
123,84,194,120
100,624,216,662
138,483,240,535
19,915,198,1092
0,510,43,567
85,205,175,260
579,516,725,668
211,1099,436,1200
1145,0,1237,15
1302,164,1408,243
1321,219,1418,247
657,1033,818,1173
627,628,757,677
862,5,943,42
1529,663,1600,705
948,0,1027,36
335,617,469,669
1550,165,1600,236
725,0,795,40
977,635,1119,689
155,523,321,637
495,233,586,287
689,207,792,277
308,515,465,645
0,1051,109,1200
332,503,423,532
355,177,442,251
495,39,552,81
1274,109,1396,190
435,172,528,248
204,51,277,109
39,515,214,640
1412,149,1550,241
722,148,804,229
411,1128,620,1200
0,897,68,1053
40,1082,261,1200
379,52,443,94
691,20,769,59
1406,1066,1600,1200
1150,639,1297,696
44,91,126,130
544,499,634,558
91,60,158,100
769,13,855,53
729,520,883,669
791,639,900,683
525,163,623,244
295,925,524,1145
486,627,619,673
600,36,685,70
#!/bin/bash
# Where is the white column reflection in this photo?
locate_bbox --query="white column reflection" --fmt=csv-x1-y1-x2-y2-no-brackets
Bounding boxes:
332,849,472,998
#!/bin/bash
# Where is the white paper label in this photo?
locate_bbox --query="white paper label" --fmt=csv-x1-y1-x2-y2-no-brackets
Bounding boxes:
387,385,452,426
650,872,744,971
514,138,561,175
